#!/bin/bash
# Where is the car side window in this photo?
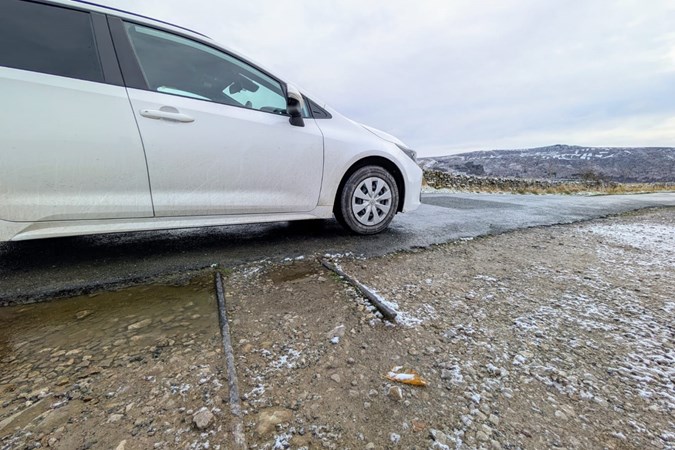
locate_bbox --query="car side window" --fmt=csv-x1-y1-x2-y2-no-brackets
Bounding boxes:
123,23,288,114
0,0,103,83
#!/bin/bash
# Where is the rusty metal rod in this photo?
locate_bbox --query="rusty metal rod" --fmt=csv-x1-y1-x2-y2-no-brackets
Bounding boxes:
214,271,247,449
320,259,398,322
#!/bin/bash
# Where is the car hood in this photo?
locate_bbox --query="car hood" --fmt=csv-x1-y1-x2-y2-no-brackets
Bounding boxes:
358,123,409,149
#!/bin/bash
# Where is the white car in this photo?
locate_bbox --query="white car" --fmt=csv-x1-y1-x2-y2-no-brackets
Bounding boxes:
0,0,422,242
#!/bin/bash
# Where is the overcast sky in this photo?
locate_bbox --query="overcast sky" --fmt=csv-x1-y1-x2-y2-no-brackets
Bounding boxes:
99,0,675,156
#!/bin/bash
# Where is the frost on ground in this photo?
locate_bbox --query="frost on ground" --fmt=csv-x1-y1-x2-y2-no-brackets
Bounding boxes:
588,222,675,267
336,207,674,449
582,218,675,413
221,208,674,449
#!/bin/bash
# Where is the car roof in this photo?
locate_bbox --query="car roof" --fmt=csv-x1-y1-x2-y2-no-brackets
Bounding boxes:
44,0,212,41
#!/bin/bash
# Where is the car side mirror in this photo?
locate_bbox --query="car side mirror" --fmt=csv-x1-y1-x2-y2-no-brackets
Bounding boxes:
286,84,305,127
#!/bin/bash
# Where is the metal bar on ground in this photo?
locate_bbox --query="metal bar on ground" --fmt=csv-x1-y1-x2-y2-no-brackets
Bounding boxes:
320,259,398,322
214,272,247,449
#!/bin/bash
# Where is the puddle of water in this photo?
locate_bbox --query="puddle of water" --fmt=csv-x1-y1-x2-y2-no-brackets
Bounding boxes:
267,261,319,283
0,274,215,363
0,273,227,450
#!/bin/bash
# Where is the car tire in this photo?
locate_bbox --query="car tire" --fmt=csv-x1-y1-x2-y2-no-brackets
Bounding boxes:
335,165,399,235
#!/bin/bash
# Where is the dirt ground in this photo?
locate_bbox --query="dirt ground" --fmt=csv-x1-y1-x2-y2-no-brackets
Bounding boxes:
1,208,673,449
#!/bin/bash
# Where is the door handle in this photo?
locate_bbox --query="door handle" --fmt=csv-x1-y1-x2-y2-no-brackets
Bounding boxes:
140,107,194,123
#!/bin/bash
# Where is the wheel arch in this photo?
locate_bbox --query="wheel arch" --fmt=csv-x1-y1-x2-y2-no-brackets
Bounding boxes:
333,156,405,214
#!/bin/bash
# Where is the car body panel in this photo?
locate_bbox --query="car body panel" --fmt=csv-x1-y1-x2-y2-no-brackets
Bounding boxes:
0,66,153,222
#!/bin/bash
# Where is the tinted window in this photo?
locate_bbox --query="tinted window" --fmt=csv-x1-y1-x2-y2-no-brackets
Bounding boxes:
124,23,288,114
0,0,103,82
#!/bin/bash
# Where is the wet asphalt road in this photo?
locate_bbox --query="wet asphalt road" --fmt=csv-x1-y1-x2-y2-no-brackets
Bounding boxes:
1,192,674,304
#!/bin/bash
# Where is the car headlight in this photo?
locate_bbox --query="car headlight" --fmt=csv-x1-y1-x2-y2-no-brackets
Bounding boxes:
395,143,417,162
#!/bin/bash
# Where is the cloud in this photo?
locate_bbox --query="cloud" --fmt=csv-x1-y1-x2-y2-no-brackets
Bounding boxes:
98,0,675,156
421,113,675,155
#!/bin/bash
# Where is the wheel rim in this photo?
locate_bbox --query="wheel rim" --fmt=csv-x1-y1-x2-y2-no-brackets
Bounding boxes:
351,176,392,226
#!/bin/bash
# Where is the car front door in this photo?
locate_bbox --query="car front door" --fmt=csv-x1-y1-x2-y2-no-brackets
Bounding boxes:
111,20,324,217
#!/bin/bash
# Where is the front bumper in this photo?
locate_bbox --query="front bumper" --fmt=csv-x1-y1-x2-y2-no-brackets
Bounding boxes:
401,163,423,213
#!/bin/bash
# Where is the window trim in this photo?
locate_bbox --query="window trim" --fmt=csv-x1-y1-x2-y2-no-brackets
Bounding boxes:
107,15,296,118
107,16,148,89
91,12,123,86
305,97,333,120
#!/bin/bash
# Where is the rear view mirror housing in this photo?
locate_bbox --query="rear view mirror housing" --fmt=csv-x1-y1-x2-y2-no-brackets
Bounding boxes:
229,73,259,94
286,84,305,127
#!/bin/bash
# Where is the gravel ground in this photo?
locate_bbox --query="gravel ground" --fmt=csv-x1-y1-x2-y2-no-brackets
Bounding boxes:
1,208,673,449
228,208,674,449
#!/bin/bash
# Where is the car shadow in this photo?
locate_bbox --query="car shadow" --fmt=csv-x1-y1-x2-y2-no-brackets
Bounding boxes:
0,219,409,302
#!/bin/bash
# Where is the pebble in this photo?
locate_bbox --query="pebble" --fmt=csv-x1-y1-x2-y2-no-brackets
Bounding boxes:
127,319,152,331
256,408,292,435
327,325,345,340
429,429,449,446
75,310,93,320
107,414,123,423
330,374,341,383
388,386,403,401
412,420,426,432
192,408,214,430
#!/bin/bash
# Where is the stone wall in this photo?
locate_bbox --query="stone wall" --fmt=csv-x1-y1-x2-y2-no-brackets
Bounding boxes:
424,170,574,191
423,170,675,194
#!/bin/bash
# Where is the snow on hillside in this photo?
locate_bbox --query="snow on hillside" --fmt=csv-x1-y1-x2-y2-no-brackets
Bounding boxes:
420,145,675,182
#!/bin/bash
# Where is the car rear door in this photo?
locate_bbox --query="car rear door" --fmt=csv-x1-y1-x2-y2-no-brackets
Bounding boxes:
108,18,324,217
0,0,153,222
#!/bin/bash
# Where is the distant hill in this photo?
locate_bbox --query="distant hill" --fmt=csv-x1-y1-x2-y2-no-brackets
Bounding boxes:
419,145,675,183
